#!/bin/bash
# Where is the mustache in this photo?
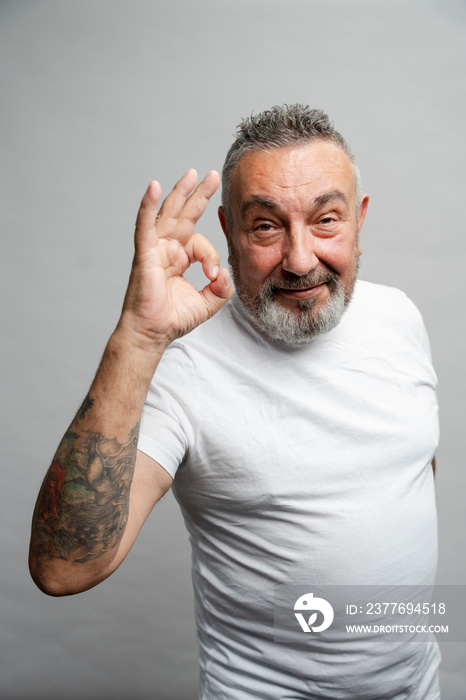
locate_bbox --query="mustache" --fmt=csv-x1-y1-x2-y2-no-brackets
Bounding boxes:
263,268,340,294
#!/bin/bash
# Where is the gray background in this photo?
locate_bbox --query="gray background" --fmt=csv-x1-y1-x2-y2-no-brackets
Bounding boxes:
1,0,465,698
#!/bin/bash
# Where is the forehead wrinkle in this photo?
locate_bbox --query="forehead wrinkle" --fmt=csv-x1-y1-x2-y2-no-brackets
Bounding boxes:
275,179,318,190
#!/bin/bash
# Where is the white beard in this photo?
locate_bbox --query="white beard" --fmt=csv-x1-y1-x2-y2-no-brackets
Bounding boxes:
229,249,359,346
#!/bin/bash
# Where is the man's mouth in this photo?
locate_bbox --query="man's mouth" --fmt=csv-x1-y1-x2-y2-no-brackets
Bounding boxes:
275,282,327,300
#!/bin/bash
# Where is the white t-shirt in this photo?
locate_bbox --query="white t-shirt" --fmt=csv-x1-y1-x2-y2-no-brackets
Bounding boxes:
138,281,440,700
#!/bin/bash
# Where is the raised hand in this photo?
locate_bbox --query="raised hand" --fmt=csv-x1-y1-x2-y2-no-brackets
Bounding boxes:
119,169,232,351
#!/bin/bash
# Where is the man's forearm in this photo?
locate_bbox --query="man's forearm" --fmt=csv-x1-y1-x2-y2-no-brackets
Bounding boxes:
29,328,165,594
32,411,139,563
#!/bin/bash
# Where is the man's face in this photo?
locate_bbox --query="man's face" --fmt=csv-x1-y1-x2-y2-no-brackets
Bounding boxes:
219,141,369,344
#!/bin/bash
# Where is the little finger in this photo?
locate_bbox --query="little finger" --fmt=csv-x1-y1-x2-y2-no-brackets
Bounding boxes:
134,180,162,254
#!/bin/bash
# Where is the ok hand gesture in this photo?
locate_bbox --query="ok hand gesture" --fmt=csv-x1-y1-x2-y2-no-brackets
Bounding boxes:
119,169,232,352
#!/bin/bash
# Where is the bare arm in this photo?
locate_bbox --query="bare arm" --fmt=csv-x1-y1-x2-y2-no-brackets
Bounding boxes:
29,170,232,595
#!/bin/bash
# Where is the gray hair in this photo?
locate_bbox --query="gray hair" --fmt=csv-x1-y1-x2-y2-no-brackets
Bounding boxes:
221,104,362,228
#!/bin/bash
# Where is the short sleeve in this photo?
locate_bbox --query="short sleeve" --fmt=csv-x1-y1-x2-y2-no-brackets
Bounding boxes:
137,343,199,478
418,314,433,362
402,293,435,364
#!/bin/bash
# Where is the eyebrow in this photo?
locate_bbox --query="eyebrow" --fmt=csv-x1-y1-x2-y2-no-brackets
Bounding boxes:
240,190,350,220
240,196,279,219
314,190,349,208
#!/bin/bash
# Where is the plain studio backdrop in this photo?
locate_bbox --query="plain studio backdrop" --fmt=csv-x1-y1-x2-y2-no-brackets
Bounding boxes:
1,1,465,698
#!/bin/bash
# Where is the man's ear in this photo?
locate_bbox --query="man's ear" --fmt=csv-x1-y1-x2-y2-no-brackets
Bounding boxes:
218,206,229,240
358,195,369,230
357,195,369,255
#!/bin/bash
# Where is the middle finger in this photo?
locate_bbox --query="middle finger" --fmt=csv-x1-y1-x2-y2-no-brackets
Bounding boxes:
157,170,220,242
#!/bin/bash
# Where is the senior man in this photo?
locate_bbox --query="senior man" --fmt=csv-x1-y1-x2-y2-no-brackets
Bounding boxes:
30,105,440,699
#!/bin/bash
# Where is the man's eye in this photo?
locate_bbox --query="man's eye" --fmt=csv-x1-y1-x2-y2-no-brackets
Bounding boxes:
254,223,274,231
319,217,334,225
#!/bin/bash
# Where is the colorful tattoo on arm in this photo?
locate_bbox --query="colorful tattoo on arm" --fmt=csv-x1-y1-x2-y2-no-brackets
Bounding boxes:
32,421,139,564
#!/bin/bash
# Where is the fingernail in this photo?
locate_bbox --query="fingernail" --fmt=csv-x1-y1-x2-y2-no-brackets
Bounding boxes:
211,265,219,279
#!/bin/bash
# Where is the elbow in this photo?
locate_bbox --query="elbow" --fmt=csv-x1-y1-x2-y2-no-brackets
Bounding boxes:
29,557,74,597
28,553,103,597
30,576,70,598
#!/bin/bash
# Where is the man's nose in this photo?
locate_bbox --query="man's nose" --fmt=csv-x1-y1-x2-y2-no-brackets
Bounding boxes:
281,226,319,277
